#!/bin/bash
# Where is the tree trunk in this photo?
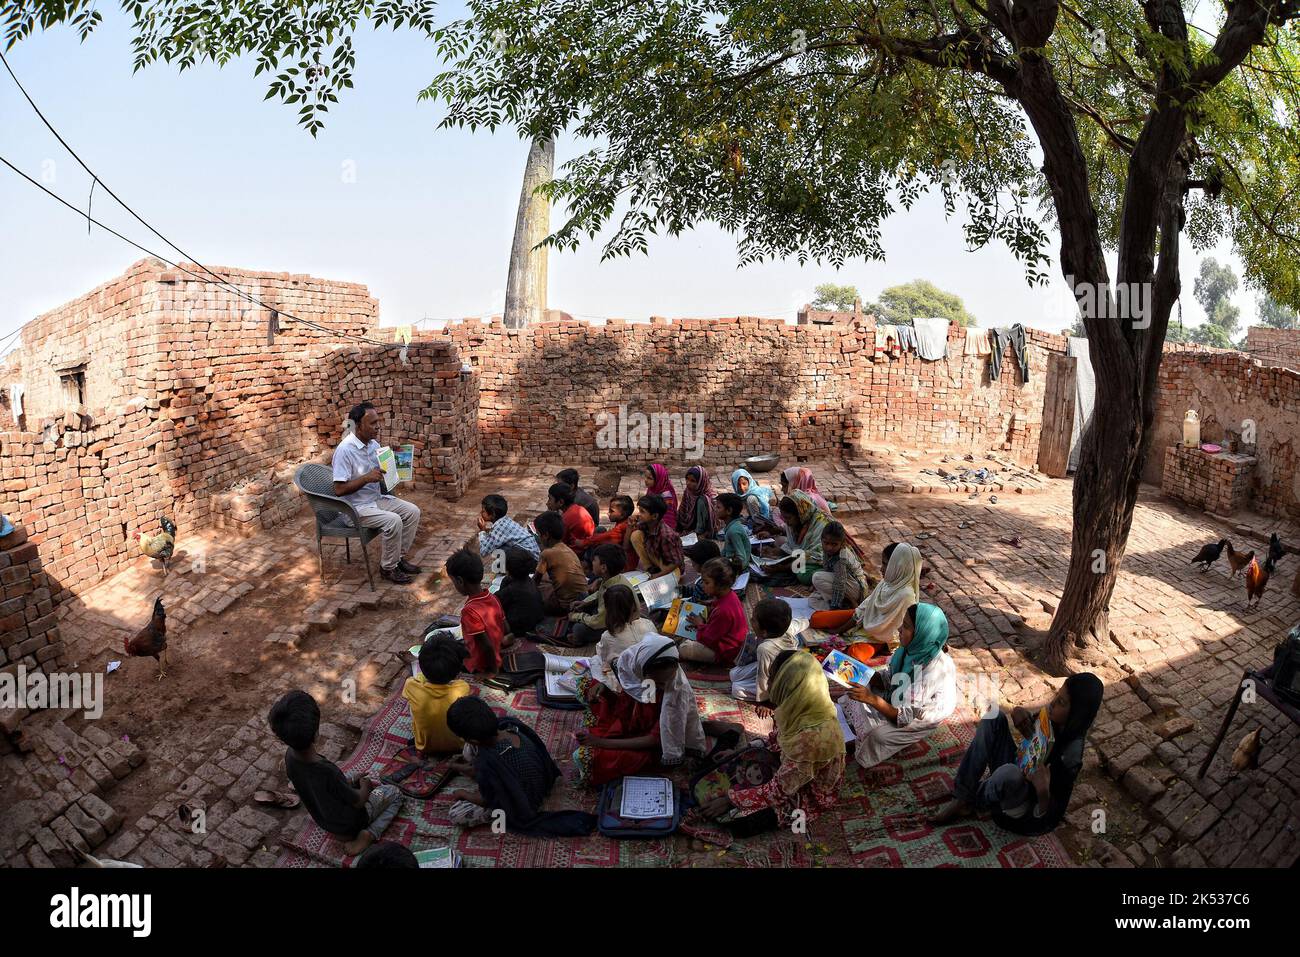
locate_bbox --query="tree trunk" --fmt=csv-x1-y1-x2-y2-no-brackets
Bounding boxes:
503,136,554,329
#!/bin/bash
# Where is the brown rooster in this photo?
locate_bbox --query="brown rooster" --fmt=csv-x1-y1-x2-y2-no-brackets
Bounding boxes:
1225,542,1254,578
124,598,168,680
1245,556,1274,606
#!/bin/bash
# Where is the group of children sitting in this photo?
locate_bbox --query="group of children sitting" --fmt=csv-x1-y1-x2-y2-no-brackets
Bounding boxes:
269,464,1105,865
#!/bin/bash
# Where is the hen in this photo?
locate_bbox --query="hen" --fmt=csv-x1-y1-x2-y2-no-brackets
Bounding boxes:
124,598,168,680
1245,556,1274,606
139,518,177,575
1231,728,1262,774
1268,532,1285,566
1189,538,1228,572
1225,542,1254,578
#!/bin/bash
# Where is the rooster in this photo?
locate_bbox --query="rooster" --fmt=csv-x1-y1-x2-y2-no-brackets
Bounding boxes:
1269,532,1285,566
1189,538,1228,572
1245,556,1274,606
124,598,168,680
1225,542,1254,578
139,518,177,575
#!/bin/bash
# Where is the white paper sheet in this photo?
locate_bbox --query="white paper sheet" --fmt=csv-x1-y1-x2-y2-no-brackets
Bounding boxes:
619,776,675,819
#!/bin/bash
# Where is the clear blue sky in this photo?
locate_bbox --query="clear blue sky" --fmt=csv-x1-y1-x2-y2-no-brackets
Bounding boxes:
0,9,1254,342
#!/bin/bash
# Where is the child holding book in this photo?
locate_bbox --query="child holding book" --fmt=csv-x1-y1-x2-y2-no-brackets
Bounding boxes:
729,598,801,715
762,493,826,586
569,543,633,643
810,522,869,611
533,510,589,615
628,493,683,579
270,690,402,857
476,493,540,561
548,481,595,550
830,602,957,769
445,697,597,836
682,538,722,602
930,673,1104,834
717,492,752,575
556,467,602,528
402,633,473,754
495,545,545,638
679,558,747,666
447,548,507,676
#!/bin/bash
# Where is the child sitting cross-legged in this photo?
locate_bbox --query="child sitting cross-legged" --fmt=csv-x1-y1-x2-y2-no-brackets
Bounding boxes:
476,493,540,560
683,539,722,602
717,492,752,575
575,494,636,571
494,545,545,639
594,583,658,668
447,547,508,675
444,696,596,835
402,633,472,754
678,558,747,666
270,690,402,857
534,510,590,616
569,542,633,644
548,481,595,551
810,521,869,612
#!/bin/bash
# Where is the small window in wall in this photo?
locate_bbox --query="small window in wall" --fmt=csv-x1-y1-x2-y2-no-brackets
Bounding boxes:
60,366,86,410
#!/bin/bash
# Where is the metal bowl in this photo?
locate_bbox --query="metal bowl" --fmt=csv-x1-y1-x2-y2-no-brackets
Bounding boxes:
743,453,780,473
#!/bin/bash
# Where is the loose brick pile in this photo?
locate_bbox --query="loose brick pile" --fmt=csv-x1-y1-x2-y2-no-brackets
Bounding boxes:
1161,445,1256,516
429,315,1056,470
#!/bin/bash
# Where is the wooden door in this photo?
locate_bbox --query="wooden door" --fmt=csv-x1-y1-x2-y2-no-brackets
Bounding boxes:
1037,354,1077,478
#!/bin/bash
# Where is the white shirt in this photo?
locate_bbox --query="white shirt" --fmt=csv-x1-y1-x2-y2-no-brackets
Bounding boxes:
331,432,383,508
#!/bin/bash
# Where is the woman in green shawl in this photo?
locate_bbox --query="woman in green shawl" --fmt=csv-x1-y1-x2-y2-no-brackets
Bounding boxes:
832,602,958,769
762,492,828,586
701,649,845,836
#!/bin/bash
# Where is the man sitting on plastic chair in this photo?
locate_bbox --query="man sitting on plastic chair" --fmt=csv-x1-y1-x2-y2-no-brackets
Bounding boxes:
332,402,422,584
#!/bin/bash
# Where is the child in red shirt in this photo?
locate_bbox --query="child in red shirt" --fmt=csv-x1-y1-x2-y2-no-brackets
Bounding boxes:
549,482,595,550
447,548,506,675
575,495,637,571
679,558,747,666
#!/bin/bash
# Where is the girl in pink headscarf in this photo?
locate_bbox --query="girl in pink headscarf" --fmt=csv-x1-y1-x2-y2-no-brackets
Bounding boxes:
676,466,719,537
781,467,831,515
644,463,679,515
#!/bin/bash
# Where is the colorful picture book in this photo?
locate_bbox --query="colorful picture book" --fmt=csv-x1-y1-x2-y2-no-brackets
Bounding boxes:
395,443,414,482
821,649,874,688
663,598,707,640
541,654,586,699
1016,707,1055,774
377,445,400,492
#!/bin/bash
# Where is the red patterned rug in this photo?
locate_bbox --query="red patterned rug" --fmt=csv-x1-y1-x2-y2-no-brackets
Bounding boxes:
276,673,1071,868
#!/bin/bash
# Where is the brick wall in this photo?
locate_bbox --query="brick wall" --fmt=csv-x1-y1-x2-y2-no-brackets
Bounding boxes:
0,522,66,751
1244,326,1300,370
427,315,1057,469
1148,350,1300,519
1161,445,1256,516
0,261,479,598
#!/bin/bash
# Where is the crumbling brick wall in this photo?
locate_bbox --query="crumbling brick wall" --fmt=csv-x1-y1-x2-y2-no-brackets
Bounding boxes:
429,315,1057,469
1149,350,1300,519
1244,326,1300,370
0,521,65,752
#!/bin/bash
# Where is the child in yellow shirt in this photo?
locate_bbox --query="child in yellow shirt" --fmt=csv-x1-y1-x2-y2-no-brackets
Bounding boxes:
402,633,472,754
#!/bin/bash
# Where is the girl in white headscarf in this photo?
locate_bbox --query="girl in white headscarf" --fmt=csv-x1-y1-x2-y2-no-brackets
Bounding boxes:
821,541,922,644
572,634,706,786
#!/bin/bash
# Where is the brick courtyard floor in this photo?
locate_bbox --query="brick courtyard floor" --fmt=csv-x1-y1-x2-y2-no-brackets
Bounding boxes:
3,459,1298,868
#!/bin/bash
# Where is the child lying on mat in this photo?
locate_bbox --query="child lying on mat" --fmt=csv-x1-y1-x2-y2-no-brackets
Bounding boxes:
270,690,402,857
445,697,596,836
403,633,472,754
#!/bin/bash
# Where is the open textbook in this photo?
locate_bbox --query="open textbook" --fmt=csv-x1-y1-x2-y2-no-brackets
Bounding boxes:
542,654,587,698
622,570,681,611
377,445,401,492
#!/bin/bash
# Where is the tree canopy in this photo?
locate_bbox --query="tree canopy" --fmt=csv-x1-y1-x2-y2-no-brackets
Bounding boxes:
811,281,860,310
1257,292,1299,329
871,279,976,326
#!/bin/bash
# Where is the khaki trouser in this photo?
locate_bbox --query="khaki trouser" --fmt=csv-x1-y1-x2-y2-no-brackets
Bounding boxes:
355,495,421,570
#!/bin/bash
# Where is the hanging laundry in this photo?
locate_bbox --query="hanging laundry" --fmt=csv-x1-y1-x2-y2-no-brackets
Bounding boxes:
990,324,1029,383
894,324,919,353
1066,336,1095,473
911,316,950,360
8,383,23,419
875,323,901,357
963,327,992,356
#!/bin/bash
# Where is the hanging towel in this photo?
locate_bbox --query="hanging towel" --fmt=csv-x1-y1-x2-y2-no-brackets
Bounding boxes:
876,324,901,357
1066,337,1095,473
912,317,950,360
964,328,991,356
894,325,919,354
8,383,23,419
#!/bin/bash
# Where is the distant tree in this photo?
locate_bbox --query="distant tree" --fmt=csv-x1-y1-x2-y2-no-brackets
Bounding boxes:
811,282,860,311
1258,294,1299,330
1193,258,1241,338
1189,322,1234,349
873,280,976,327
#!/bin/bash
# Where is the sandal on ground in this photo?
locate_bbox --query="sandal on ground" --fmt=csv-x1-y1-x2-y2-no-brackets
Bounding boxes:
253,790,302,809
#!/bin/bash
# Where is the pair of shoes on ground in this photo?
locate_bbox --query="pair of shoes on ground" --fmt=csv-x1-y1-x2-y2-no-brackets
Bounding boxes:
381,558,423,584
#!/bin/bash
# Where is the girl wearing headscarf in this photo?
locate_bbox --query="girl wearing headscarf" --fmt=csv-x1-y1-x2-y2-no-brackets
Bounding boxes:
781,466,832,515
813,542,922,643
572,634,706,786
764,492,828,586
730,468,774,526
930,673,1104,834
676,465,720,537
644,464,679,516
702,649,845,836
833,602,957,769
